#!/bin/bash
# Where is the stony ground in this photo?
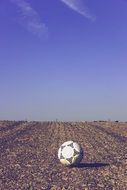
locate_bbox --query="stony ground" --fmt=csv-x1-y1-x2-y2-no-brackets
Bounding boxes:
0,120,127,190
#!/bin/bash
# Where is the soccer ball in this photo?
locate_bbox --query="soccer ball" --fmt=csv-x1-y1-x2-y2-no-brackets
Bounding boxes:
58,141,83,166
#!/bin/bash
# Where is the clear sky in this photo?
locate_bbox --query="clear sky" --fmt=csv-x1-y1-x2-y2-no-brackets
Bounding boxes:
0,0,127,121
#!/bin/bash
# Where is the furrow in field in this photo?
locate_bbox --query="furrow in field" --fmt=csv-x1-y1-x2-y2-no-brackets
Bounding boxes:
1,122,58,189
87,123,127,162
93,122,127,137
0,122,39,154
77,122,127,163
1,121,127,190
62,122,106,163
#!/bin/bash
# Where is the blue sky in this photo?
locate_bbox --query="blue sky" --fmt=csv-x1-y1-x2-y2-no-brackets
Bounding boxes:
0,0,127,121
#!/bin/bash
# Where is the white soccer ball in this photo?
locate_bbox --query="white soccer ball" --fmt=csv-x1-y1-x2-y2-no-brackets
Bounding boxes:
58,141,83,166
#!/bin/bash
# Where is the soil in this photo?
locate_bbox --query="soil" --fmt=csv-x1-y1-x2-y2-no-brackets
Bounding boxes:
0,120,127,190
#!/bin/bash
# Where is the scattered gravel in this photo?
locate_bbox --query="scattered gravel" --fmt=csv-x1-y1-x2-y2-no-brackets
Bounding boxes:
0,121,127,190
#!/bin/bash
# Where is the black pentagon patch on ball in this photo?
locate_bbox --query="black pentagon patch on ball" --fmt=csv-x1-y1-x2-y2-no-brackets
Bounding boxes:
66,157,73,164
68,142,74,148
73,149,80,157
60,152,65,159
61,145,66,151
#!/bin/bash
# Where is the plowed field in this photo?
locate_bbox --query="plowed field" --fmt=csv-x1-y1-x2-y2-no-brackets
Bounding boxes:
0,121,127,190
